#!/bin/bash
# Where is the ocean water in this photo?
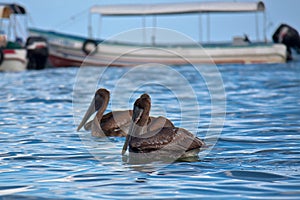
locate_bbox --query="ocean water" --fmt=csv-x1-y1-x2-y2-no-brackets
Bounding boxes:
0,62,299,199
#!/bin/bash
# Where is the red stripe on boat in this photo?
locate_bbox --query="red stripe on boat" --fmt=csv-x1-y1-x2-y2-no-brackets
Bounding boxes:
36,45,46,49
3,50,16,54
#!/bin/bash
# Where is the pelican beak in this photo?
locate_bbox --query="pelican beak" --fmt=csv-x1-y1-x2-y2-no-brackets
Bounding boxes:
121,134,130,155
132,106,143,124
121,106,143,155
77,97,96,131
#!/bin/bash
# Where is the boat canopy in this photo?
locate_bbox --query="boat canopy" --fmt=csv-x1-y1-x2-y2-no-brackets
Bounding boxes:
0,4,26,18
90,1,265,16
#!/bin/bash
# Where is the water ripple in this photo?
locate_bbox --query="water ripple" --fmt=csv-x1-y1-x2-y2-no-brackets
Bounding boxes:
0,64,300,199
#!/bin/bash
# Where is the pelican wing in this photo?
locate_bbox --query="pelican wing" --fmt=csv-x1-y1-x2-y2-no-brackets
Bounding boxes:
172,128,205,151
147,116,174,132
129,127,204,153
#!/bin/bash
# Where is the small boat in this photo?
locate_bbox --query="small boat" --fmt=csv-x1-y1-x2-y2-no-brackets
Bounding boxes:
122,93,205,161
0,3,49,72
77,88,174,137
29,1,287,67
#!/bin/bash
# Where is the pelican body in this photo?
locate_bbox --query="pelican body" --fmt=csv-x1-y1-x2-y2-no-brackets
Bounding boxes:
77,89,174,137
122,94,205,159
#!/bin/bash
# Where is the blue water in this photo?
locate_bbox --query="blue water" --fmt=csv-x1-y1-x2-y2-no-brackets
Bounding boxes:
0,62,300,199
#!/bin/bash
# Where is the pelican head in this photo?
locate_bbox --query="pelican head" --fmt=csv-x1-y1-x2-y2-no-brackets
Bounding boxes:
132,94,151,126
121,93,151,155
140,93,150,101
77,88,110,131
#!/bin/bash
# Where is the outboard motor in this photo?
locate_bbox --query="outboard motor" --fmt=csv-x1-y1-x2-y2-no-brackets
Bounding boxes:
272,24,300,60
26,36,49,70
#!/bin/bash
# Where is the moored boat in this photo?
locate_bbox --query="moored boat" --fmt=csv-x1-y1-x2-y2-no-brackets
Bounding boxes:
29,1,287,67
0,3,49,72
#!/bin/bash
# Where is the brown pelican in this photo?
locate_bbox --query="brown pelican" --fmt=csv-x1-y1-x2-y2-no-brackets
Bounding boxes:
77,89,174,137
121,94,205,159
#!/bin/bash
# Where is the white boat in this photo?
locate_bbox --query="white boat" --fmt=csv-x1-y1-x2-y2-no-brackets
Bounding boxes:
0,3,49,72
29,1,287,67
0,49,27,72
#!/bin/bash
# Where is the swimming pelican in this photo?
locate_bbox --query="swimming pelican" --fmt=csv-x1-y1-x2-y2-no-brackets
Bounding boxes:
77,89,174,137
121,94,205,159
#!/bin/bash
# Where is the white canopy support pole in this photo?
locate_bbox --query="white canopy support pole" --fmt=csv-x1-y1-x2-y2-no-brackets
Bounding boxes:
8,16,11,40
0,19,3,33
88,12,93,38
255,12,259,41
97,14,102,39
152,15,156,46
263,11,267,43
24,15,28,38
142,16,146,44
207,13,210,43
13,15,17,39
198,13,202,43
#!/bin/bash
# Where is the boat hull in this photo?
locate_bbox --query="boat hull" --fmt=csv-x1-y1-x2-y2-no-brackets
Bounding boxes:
49,43,287,67
0,49,27,72
30,28,287,67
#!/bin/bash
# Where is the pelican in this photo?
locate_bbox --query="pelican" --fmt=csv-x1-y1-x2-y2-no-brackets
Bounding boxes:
77,88,174,137
122,94,205,159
